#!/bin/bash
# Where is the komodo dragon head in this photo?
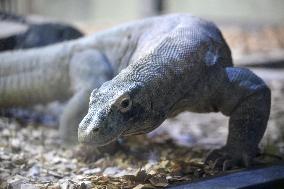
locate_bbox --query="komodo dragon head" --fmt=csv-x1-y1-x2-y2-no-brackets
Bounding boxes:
78,73,166,146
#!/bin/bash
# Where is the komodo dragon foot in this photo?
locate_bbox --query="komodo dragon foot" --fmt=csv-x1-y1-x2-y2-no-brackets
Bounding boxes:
205,146,260,171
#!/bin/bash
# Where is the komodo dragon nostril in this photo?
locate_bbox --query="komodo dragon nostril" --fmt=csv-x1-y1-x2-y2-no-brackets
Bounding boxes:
92,127,100,132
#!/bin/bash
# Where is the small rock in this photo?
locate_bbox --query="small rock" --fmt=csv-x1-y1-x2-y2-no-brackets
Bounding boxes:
20,184,39,189
2,128,10,137
83,168,101,175
7,175,29,189
27,165,41,177
59,180,79,189
133,184,146,189
11,139,22,152
103,167,121,176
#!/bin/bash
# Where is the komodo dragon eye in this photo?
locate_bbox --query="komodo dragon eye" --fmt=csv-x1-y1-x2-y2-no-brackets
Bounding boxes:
115,94,132,113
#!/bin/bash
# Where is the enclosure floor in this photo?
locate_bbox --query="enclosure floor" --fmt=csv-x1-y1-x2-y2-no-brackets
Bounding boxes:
1,68,283,189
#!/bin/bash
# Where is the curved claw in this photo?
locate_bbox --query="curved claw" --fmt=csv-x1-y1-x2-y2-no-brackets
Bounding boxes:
222,159,234,171
213,157,227,170
205,148,224,164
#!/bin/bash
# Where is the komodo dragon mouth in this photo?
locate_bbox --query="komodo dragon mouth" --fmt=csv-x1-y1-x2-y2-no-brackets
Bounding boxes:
78,130,122,146
122,125,159,136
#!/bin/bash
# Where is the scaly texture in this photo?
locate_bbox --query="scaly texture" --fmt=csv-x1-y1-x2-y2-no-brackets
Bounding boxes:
0,46,72,106
78,14,271,170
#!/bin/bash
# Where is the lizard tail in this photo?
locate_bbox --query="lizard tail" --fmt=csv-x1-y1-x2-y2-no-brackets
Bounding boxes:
0,45,72,107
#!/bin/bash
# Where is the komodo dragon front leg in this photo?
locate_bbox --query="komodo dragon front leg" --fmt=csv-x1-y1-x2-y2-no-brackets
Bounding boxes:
59,88,92,144
60,49,113,144
205,67,271,170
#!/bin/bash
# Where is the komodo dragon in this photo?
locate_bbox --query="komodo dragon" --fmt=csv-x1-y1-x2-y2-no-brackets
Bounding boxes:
77,14,271,169
0,14,270,169
0,11,83,51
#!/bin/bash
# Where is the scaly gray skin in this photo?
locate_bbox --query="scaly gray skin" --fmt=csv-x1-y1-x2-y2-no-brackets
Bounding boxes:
78,14,271,170
0,35,113,144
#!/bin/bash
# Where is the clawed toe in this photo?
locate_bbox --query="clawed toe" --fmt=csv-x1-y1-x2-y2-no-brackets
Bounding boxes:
212,157,226,170
205,148,225,164
205,147,257,171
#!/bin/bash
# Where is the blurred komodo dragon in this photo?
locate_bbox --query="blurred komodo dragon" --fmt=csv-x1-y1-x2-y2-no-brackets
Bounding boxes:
0,11,83,51
0,14,270,170
0,11,83,123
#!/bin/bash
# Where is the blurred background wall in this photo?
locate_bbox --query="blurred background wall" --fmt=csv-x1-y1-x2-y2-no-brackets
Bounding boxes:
1,0,284,24
1,0,284,61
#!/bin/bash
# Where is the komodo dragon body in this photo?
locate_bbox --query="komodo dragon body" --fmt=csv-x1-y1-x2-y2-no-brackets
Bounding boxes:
0,14,270,169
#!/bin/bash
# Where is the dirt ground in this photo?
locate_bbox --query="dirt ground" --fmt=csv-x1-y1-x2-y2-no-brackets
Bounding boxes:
1,68,284,189
1,24,284,189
